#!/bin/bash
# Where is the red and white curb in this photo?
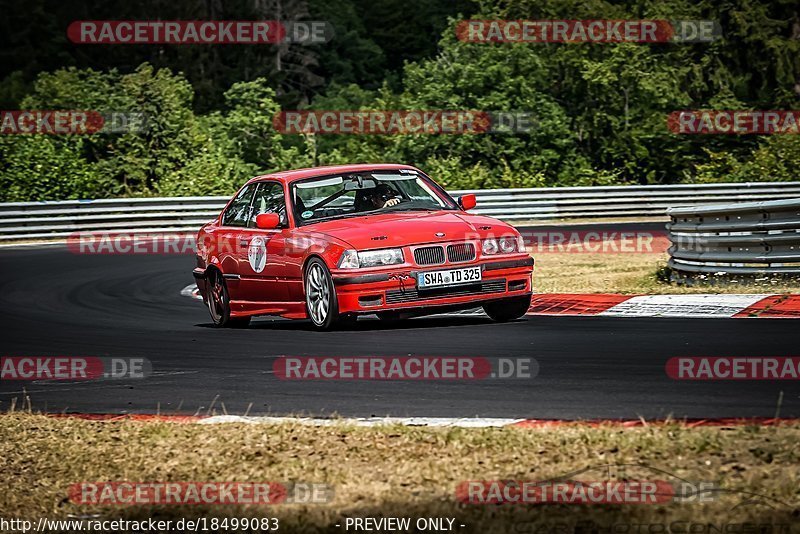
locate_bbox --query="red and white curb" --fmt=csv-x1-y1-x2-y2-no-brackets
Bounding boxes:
182,283,202,300
182,283,800,319
529,293,800,318
48,413,799,428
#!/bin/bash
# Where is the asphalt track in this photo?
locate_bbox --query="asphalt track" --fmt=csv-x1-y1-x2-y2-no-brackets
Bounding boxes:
0,243,797,420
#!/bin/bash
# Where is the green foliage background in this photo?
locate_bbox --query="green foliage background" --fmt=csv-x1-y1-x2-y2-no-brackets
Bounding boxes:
0,0,798,201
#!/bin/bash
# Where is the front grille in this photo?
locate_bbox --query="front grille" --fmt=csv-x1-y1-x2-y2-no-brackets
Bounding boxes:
385,279,507,304
414,246,445,266
447,243,476,263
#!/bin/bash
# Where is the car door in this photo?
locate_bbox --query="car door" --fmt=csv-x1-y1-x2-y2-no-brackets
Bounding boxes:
216,182,259,301
236,181,290,303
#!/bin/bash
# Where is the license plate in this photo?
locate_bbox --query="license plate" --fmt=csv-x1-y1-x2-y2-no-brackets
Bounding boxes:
417,266,481,289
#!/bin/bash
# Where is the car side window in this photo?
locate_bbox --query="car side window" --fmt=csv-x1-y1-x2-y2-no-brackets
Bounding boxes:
249,182,287,227
221,184,257,227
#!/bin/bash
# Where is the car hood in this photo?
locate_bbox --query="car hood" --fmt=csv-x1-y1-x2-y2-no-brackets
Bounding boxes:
302,210,514,250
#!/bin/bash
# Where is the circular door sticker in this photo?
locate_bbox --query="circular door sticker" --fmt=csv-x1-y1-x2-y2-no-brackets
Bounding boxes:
248,236,267,273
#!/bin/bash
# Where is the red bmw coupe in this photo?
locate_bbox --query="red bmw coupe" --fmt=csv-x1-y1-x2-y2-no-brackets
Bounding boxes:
194,164,533,329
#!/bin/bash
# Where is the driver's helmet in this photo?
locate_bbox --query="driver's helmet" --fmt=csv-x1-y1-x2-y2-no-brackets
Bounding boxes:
356,183,396,211
371,183,396,204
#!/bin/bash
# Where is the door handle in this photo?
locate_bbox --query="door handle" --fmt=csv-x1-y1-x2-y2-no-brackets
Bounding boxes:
239,238,249,248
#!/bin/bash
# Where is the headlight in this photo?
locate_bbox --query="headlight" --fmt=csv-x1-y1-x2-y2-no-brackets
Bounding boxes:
499,237,517,253
338,248,404,269
483,236,523,255
359,248,404,268
482,239,498,255
338,249,359,269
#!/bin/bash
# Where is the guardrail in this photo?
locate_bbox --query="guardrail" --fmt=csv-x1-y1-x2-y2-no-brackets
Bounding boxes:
1,181,800,242
667,198,800,275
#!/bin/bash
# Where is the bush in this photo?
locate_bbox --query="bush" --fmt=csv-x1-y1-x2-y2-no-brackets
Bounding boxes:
0,66,290,201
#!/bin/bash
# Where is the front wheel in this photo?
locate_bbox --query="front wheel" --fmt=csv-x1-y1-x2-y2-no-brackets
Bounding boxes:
304,258,341,330
482,295,531,322
206,270,251,328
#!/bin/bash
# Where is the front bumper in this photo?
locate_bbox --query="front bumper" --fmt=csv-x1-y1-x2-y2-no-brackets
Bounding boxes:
331,256,533,315
192,268,207,303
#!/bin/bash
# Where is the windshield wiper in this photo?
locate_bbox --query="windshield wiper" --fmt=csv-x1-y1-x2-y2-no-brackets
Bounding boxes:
302,212,369,224
301,206,450,225
390,206,447,212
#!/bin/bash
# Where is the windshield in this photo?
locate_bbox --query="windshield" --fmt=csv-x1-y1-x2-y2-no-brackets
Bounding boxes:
291,172,458,225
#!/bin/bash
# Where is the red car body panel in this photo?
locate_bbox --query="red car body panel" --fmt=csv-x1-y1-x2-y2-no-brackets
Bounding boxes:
194,164,533,320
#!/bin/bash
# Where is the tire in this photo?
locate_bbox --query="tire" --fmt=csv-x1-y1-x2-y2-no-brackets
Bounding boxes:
304,258,341,330
482,295,531,323
206,270,251,328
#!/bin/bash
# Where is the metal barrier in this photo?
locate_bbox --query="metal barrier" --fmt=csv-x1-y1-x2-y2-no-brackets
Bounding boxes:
2,181,800,242
667,198,800,275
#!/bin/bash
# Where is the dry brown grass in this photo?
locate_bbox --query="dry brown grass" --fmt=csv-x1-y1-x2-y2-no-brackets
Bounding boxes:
532,252,800,294
1,414,798,533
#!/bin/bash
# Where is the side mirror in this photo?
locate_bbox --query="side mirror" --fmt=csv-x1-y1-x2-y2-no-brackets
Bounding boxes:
256,213,281,229
458,194,477,210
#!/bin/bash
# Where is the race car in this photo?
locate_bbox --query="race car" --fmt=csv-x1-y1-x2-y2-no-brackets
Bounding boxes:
194,164,533,330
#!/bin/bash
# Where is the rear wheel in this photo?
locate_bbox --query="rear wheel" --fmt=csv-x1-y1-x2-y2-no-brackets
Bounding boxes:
304,258,341,330
206,270,251,328
482,295,531,322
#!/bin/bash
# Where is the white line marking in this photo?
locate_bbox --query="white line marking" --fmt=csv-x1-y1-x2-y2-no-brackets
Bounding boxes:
600,294,771,318
199,415,525,427
0,241,67,249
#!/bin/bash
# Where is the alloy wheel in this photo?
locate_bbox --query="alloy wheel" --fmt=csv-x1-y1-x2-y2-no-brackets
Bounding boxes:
306,263,330,325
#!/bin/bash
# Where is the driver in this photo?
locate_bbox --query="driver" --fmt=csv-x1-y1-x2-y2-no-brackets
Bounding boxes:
365,183,401,209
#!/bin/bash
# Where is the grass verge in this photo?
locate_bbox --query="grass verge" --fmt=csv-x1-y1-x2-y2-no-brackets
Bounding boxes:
1,414,798,533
